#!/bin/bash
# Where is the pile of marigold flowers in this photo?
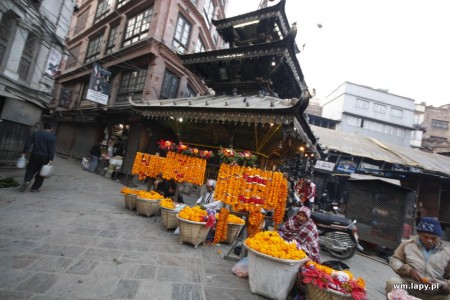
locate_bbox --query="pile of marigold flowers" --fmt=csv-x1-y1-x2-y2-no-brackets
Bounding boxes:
120,187,140,195
160,198,175,209
137,190,164,200
302,261,367,300
215,213,245,225
178,206,208,222
245,231,307,260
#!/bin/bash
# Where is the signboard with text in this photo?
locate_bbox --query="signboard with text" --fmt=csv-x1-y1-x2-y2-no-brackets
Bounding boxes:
86,63,111,105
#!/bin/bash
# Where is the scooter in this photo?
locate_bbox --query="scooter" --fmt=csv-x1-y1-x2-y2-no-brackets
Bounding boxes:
311,211,364,260
318,191,340,215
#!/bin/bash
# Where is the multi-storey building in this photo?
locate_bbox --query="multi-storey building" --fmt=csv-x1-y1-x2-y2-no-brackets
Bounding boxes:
53,0,227,170
421,104,450,155
0,0,73,164
321,82,415,147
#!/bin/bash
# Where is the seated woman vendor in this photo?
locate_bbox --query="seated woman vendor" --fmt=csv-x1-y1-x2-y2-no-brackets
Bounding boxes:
279,206,320,263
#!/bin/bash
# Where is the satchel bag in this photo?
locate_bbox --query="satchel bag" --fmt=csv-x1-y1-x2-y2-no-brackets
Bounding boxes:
16,155,27,169
39,164,54,178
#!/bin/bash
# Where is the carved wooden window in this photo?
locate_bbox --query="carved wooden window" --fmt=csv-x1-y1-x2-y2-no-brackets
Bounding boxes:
85,34,104,63
123,8,153,47
18,33,38,81
0,13,14,64
172,14,192,54
95,0,113,23
117,68,148,103
106,25,119,54
160,70,179,99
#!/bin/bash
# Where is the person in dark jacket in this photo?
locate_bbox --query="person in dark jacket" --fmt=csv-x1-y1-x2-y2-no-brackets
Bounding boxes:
87,142,102,172
20,119,56,192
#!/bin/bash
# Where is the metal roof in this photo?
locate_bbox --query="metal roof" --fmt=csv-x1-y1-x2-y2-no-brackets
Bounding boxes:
311,125,450,177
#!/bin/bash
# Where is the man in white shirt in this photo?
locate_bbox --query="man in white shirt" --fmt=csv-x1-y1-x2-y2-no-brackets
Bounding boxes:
196,179,222,211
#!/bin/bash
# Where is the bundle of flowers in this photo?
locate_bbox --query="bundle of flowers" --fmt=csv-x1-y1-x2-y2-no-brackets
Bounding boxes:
302,261,367,300
218,147,237,164
237,150,258,166
137,190,164,200
215,212,245,225
158,139,176,151
218,148,258,166
245,231,307,260
160,198,175,209
178,206,216,227
120,187,140,195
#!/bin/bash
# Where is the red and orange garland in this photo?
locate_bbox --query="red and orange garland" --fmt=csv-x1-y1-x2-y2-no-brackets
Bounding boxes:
247,206,265,238
213,207,230,243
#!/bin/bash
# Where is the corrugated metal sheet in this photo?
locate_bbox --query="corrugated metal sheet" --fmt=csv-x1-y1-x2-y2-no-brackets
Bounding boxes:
311,125,450,177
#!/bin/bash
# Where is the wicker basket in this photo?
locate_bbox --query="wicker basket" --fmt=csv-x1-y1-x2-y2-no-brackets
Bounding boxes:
136,197,161,217
305,283,353,300
176,215,210,248
161,207,179,230
224,223,244,244
124,194,137,210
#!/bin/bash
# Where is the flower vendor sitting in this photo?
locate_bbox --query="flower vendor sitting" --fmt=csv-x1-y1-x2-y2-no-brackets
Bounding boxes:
196,179,222,211
279,206,320,263
386,217,450,300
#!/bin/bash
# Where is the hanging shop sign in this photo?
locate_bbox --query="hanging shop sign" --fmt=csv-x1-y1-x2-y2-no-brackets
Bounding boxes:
86,63,111,105
336,159,357,173
44,47,62,79
58,88,73,109
314,160,335,172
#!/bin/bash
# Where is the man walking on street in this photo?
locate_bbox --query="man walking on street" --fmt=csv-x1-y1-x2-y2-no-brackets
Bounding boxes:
19,119,56,192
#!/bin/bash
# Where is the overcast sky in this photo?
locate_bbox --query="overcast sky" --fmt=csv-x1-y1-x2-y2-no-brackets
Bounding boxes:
226,0,450,107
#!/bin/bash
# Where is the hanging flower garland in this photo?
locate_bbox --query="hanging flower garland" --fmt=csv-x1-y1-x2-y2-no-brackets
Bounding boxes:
247,206,265,238
213,207,230,243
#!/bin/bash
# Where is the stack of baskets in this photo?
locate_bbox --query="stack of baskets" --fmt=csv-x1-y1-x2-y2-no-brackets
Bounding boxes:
124,194,137,210
136,197,161,217
160,207,179,230
176,215,210,248
305,283,353,300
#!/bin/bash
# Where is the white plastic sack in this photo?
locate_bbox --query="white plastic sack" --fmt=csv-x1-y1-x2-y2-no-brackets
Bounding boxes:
82,157,90,169
231,257,249,278
39,164,54,178
16,155,27,169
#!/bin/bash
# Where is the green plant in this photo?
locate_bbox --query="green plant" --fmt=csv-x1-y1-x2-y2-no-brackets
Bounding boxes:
0,177,20,188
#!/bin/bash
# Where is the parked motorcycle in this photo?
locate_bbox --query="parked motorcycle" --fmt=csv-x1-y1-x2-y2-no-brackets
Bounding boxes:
311,211,363,260
318,191,340,215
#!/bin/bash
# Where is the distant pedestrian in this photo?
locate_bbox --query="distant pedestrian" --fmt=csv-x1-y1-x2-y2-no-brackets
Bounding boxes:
19,119,56,192
87,142,102,173
340,189,349,214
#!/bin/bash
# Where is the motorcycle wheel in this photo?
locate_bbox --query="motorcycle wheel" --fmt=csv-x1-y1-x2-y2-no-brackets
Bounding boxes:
327,247,356,260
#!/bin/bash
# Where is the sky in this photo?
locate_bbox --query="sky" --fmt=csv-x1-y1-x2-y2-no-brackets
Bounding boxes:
226,0,450,107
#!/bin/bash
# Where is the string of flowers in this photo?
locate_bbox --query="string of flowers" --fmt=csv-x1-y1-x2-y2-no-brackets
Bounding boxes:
247,206,265,238
213,207,230,243
302,261,367,300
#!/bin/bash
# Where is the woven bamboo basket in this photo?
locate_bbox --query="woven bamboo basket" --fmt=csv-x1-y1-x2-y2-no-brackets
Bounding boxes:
136,197,161,217
160,207,179,230
176,215,210,248
224,223,244,244
305,283,353,300
124,194,137,210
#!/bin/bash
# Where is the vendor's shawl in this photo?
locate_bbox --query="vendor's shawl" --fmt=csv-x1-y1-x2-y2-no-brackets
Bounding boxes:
279,216,320,263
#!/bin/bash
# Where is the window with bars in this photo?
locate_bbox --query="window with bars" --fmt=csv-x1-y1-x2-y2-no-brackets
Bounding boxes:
106,26,118,54
355,98,369,109
117,0,131,9
123,8,153,47
18,33,38,81
390,107,403,118
66,45,81,69
172,14,192,54
0,13,14,64
160,70,179,99
117,68,148,103
95,0,113,23
184,85,195,97
74,11,88,33
85,34,104,63
373,103,386,113
203,0,215,28
195,39,205,53
431,119,449,129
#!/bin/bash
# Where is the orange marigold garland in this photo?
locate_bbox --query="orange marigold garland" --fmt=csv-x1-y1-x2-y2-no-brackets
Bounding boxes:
213,208,230,243
247,206,264,238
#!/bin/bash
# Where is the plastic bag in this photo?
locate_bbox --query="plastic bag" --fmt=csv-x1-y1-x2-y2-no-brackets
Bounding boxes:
39,164,54,178
82,157,90,169
231,257,249,278
16,155,27,169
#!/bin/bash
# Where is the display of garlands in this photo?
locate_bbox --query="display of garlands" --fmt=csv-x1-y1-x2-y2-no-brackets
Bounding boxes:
163,151,206,185
132,152,165,180
215,163,288,229
213,207,230,243
245,231,307,260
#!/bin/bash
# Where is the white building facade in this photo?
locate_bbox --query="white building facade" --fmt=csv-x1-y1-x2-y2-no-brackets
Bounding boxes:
0,0,74,163
321,82,416,147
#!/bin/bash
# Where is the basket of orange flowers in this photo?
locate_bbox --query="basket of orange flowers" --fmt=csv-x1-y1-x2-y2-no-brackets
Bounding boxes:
136,191,163,217
176,206,215,248
159,198,181,230
302,261,367,300
244,231,308,300
120,187,139,210
215,212,245,244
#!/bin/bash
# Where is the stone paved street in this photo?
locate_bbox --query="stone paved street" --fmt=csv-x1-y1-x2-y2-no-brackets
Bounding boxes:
0,156,398,299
